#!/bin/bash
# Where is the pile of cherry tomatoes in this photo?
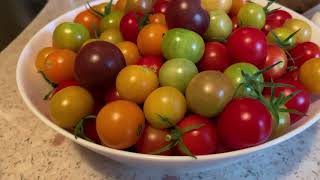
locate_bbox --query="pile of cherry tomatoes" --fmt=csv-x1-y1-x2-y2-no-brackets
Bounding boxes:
35,0,320,157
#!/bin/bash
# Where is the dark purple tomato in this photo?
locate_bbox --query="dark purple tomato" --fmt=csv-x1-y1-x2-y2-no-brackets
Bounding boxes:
153,0,170,14
74,41,125,88
165,0,210,35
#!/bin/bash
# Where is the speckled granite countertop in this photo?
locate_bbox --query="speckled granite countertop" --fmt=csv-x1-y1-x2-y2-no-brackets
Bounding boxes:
1,1,320,180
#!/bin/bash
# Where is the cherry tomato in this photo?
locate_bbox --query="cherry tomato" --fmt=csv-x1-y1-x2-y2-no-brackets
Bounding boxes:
282,69,299,81
153,0,170,14
224,62,263,97
299,58,320,95
96,100,145,149
204,10,232,42
43,49,76,84
116,65,159,104
83,118,101,144
227,27,267,67
74,10,101,35
229,0,247,16
135,125,172,155
100,29,124,44
289,42,320,68
186,71,234,117
125,0,154,13
93,3,116,14
265,79,310,124
149,13,166,25
35,47,56,72
137,23,168,56
53,80,80,95
143,86,187,129
136,55,164,74
262,18,282,35
116,41,141,65
50,86,94,129
270,106,290,139
175,115,217,156
267,9,292,25
104,85,122,103
53,22,90,52
120,11,144,43
99,11,124,32
267,27,296,50
114,0,127,11
283,19,312,43
201,0,232,13
237,3,265,29
262,45,288,81
197,42,231,72
218,98,272,149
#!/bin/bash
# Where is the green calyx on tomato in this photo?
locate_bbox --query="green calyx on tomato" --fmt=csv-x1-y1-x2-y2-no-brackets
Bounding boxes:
263,0,278,14
150,115,204,159
74,115,96,142
268,28,300,50
39,71,58,100
86,0,113,17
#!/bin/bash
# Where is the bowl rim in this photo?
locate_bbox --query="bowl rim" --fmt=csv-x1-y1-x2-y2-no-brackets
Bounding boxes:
16,0,320,163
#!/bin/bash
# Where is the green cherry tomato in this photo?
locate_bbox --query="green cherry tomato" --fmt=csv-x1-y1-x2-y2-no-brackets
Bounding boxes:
100,11,124,33
53,22,90,51
204,10,232,42
237,3,266,29
161,28,205,64
100,29,124,44
186,71,234,117
270,106,290,139
50,86,94,129
224,63,263,98
267,27,297,50
143,87,187,129
159,58,198,93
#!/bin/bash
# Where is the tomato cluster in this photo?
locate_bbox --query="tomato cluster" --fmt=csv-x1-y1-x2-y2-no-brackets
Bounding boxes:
35,0,320,157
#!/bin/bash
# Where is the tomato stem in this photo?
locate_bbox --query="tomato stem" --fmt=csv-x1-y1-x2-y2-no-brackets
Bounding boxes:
74,115,97,142
86,1,104,17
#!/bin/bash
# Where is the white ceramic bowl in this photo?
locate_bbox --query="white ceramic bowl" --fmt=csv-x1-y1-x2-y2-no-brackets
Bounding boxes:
16,0,320,171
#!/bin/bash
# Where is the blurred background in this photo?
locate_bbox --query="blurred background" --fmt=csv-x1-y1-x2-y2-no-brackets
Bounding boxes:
0,0,319,51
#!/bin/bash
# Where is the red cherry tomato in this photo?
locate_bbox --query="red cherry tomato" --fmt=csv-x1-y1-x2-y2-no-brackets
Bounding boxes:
175,115,217,156
153,0,170,14
289,42,320,68
227,27,267,67
83,118,101,144
218,98,272,150
136,56,164,74
135,125,172,155
120,11,144,43
282,69,299,81
264,79,310,124
104,85,122,103
53,81,80,95
197,42,231,72
267,9,292,25
262,18,282,35
262,45,288,81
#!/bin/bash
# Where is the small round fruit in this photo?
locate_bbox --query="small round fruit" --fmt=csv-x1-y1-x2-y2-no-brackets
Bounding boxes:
267,27,296,50
270,107,290,139
289,42,320,68
43,49,76,84
50,86,94,129
299,58,320,94
149,13,166,25
262,44,288,80
144,87,187,129
237,3,265,29
204,10,232,42
230,0,247,16
159,58,198,93
74,10,101,35
116,65,159,104
35,47,56,71
116,41,141,65
186,71,234,117
93,3,116,14
100,29,124,44
201,0,232,13
96,100,145,149
136,55,164,74
283,19,311,43
161,28,205,63
99,11,124,32
53,22,90,51
137,23,168,56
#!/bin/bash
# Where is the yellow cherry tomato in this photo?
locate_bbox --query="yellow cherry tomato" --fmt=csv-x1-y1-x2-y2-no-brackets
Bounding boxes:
299,58,320,94
116,41,141,65
35,47,57,71
201,0,232,13
100,29,124,44
283,19,312,43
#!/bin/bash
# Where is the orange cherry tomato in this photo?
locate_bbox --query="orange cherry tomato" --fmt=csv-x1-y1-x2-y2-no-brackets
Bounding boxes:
96,100,145,149
114,0,127,11
230,0,247,16
43,49,76,84
116,41,141,65
93,3,116,14
74,10,101,35
137,23,168,56
149,13,166,25
35,47,56,71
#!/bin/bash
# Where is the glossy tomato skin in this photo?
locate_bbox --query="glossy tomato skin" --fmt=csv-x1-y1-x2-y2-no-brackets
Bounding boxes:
299,58,320,95
262,18,282,35
175,115,217,156
153,0,170,14
218,98,272,149
204,10,232,42
96,100,145,149
227,27,267,67
125,0,154,14
135,125,172,155
53,81,80,95
201,0,232,13
197,42,231,72
104,85,122,103
99,29,124,44
283,19,312,43
289,42,320,68
99,11,124,33
267,10,292,25
229,0,247,16
74,10,101,35
149,13,166,25
120,12,144,43
265,79,310,124
74,41,126,88
116,41,141,65
136,56,164,74
35,47,57,71
282,69,299,81
263,45,288,81
237,3,266,29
